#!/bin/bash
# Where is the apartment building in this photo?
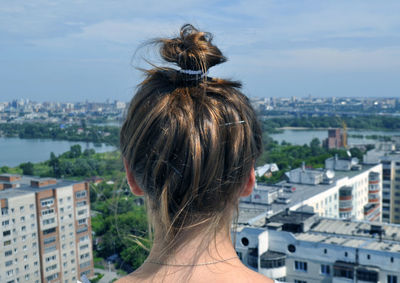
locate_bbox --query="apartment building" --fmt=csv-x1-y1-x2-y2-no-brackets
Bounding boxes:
235,210,400,283
241,157,382,223
364,150,400,224
380,154,400,224
0,174,93,283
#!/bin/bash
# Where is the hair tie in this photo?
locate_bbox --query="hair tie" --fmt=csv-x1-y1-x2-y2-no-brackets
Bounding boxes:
179,69,208,78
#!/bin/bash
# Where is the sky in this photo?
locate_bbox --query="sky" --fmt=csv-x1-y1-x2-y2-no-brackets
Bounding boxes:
1,0,400,102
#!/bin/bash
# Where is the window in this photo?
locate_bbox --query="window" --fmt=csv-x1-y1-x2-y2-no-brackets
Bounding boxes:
388,275,398,283
41,208,54,216
46,273,58,281
294,261,307,272
76,200,87,207
77,227,88,234
45,264,57,272
20,206,24,212
2,220,10,226
334,267,354,279
321,264,330,275
44,236,56,245
6,269,13,277
4,240,11,246
43,218,55,225
79,235,89,242
80,244,89,250
5,260,13,267
20,216,25,222
3,230,11,237
75,190,87,199
78,209,87,216
1,208,8,215
40,198,54,207
78,218,87,225
80,261,91,269
5,250,12,256
260,257,285,269
30,204,34,210
46,255,57,262
43,227,56,235
294,281,307,283
357,269,378,282
44,245,56,254
80,252,90,260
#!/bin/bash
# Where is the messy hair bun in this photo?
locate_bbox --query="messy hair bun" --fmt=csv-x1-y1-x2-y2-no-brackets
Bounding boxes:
121,24,262,264
158,24,227,71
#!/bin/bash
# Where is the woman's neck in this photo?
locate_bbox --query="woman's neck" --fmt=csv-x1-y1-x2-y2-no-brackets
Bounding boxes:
147,225,238,265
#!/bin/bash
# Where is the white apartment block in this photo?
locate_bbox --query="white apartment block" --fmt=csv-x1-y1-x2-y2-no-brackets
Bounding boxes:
235,210,400,283
241,157,382,224
0,174,93,283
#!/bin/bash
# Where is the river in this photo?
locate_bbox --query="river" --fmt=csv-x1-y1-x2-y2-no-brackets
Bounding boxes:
270,129,399,146
0,137,116,167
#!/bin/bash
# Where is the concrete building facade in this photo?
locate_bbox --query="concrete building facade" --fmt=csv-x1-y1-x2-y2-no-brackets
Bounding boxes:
235,210,400,283
0,174,93,283
380,154,400,224
242,160,382,223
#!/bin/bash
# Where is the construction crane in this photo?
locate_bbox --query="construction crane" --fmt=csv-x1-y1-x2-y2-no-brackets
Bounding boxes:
341,120,348,148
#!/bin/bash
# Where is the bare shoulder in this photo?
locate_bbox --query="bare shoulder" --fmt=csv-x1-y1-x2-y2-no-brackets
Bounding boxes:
243,268,275,283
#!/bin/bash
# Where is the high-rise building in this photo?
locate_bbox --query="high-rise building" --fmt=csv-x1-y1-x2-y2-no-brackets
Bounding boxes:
381,154,400,224
323,128,346,149
0,174,93,283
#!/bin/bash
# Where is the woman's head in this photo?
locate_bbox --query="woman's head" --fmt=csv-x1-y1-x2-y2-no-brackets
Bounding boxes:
120,24,262,258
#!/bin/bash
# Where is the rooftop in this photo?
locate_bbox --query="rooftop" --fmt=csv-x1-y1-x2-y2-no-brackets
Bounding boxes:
296,218,400,253
239,163,380,224
0,174,83,199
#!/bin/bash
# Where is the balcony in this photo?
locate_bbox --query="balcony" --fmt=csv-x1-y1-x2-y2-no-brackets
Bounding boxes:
259,251,287,279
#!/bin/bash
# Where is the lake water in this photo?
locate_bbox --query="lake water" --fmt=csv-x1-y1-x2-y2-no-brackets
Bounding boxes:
0,137,116,167
270,129,400,146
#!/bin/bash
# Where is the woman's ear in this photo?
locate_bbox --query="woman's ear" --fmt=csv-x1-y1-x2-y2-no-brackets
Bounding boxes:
123,159,144,196
241,167,255,197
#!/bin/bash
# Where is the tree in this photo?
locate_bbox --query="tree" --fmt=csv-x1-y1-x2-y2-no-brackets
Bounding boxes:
69,144,82,158
49,152,60,177
1,166,9,173
20,162,34,175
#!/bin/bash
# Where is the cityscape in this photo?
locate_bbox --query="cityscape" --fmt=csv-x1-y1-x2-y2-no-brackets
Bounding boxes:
1,96,400,125
1,96,400,282
2,0,400,282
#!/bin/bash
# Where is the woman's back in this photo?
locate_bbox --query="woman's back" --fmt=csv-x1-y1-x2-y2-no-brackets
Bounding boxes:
118,24,271,283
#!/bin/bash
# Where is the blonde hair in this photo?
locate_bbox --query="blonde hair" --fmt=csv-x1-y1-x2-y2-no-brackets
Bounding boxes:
120,24,262,264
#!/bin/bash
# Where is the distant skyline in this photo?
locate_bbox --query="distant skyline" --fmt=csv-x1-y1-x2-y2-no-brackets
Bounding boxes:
1,1,400,101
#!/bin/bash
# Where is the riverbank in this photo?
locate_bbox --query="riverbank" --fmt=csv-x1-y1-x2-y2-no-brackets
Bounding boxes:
270,129,397,146
0,137,116,167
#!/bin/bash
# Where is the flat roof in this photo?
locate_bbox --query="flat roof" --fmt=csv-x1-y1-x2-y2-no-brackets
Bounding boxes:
0,177,83,199
239,164,380,224
296,218,400,253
